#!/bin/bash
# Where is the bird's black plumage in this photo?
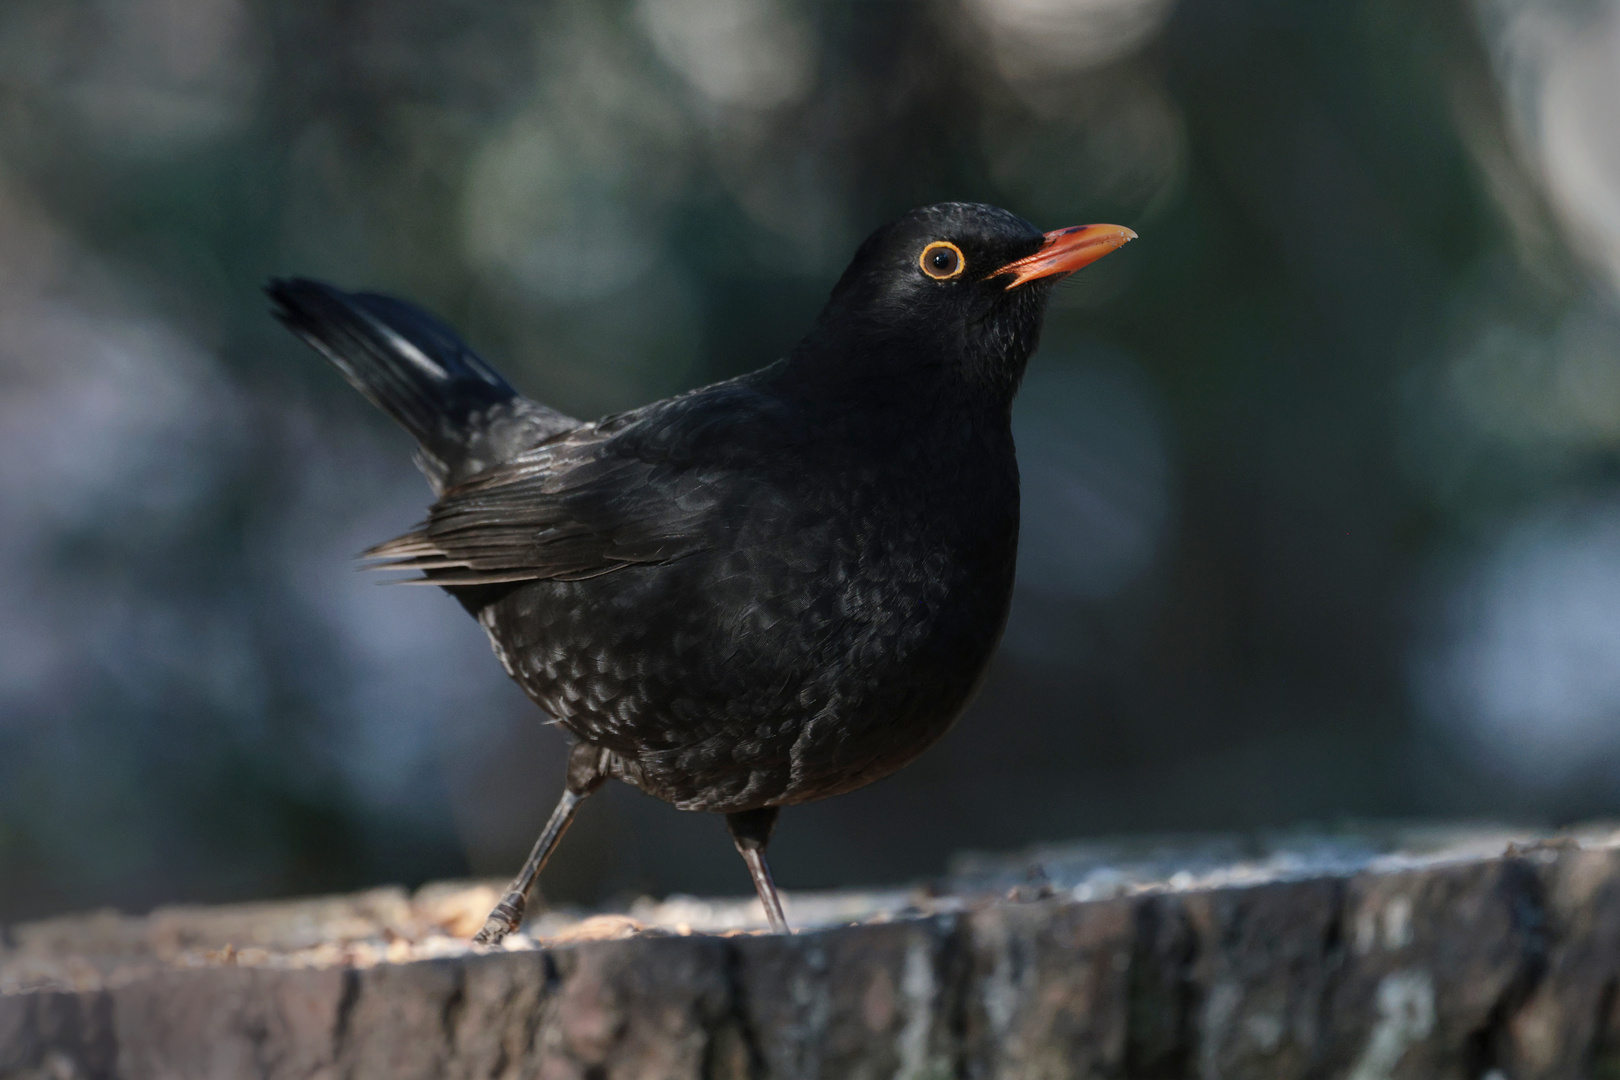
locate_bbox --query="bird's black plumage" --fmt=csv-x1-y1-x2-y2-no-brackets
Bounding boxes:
269,202,1134,938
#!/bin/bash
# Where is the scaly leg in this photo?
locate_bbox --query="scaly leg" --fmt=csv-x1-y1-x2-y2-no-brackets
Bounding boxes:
474,743,608,945
726,806,790,934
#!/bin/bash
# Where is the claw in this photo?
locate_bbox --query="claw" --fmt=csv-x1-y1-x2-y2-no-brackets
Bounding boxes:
473,896,524,945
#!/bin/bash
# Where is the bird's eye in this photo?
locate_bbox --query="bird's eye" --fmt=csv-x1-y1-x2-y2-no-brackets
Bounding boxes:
919,241,965,281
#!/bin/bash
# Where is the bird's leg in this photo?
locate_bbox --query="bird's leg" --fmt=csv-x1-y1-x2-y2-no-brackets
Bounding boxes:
474,743,609,945
725,806,790,934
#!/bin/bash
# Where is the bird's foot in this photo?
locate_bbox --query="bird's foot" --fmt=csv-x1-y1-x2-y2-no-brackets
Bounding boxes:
472,895,525,946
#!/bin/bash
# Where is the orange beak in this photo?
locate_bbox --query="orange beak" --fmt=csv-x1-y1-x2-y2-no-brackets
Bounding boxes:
991,224,1137,290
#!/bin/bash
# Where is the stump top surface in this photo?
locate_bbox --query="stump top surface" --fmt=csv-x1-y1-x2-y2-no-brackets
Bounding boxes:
2,821,1603,996
9,822,1620,1080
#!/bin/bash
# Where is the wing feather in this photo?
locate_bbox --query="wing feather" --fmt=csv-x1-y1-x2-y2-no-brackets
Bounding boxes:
362,379,797,585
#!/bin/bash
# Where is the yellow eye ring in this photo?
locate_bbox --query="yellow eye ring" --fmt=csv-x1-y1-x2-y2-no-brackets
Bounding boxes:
919,241,966,281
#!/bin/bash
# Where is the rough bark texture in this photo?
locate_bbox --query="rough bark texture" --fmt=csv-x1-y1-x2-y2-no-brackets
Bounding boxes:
4,825,1620,1078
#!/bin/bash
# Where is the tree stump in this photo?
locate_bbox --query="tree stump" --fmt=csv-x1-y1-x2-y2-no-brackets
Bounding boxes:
5,825,1619,1078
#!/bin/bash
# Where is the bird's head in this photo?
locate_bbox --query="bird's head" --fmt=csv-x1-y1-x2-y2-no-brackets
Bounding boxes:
798,202,1135,399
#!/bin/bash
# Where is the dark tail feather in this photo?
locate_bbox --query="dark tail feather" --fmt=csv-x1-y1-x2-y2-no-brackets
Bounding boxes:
268,278,520,471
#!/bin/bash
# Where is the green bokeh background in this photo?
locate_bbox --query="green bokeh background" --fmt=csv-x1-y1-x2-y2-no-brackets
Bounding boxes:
4,0,1619,921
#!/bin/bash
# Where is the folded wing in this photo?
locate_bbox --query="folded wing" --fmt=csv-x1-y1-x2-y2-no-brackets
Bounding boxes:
364,378,795,586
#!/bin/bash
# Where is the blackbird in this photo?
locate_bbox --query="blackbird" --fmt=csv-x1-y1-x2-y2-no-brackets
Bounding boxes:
268,202,1134,942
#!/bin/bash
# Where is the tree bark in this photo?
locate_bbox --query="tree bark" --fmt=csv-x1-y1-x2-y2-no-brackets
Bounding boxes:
3,826,1618,1078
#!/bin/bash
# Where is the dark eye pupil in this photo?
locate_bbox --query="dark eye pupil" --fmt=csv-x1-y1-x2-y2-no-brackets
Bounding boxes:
932,250,953,270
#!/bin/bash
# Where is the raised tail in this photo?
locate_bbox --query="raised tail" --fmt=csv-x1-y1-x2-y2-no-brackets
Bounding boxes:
268,278,576,491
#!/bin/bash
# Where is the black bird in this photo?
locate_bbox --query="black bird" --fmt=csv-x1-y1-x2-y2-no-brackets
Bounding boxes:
268,203,1134,942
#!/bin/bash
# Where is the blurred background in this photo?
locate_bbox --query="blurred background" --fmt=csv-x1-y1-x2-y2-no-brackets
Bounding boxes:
3,0,1620,922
